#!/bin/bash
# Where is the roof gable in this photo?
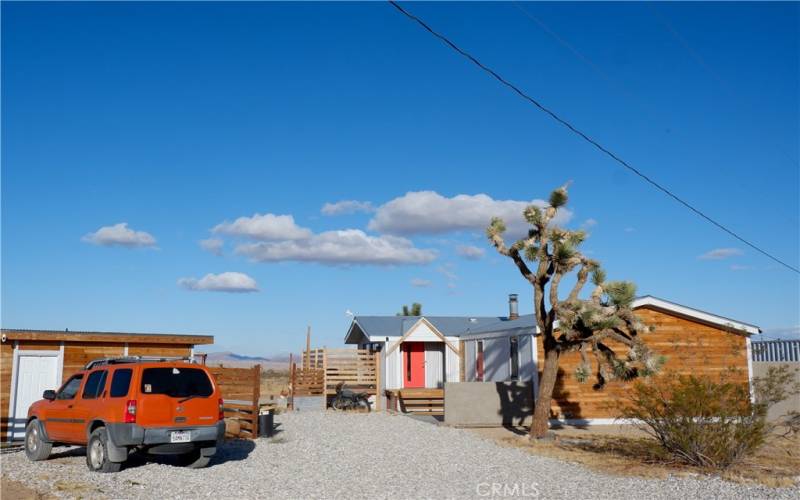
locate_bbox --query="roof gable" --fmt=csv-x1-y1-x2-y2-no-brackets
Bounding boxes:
345,315,503,342
385,318,459,354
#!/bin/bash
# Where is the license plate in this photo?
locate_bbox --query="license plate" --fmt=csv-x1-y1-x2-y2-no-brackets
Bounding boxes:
170,431,191,443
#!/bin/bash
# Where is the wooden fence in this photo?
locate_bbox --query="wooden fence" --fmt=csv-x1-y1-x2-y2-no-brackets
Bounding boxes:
752,340,800,363
291,348,380,409
208,365,261,439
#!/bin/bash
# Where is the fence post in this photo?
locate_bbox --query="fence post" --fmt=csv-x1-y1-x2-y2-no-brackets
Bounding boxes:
374,351,381,411
288,353,294,410
322,348,328,409
290,361,297,410
252,364,261,437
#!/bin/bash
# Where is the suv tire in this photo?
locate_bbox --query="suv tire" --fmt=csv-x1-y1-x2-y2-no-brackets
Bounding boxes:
24,420,52,461
177,450,211,469
86,427,122,473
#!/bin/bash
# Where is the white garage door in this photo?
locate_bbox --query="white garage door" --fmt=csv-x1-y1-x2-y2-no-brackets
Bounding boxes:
10,353,60,440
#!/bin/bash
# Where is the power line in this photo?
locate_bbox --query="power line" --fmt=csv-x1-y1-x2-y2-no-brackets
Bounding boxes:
388,1,799,275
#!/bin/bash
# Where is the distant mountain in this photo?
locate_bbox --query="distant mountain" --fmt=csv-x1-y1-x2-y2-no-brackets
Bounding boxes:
201,351,293,370
205,351,270,363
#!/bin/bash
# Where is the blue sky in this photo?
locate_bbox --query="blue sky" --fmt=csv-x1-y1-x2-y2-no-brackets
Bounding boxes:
2,2,798,355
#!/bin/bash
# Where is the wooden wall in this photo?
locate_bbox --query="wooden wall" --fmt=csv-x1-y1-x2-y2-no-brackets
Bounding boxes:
127,343,191,358
0,343,13,436
538,306,750,419
62,342,125,380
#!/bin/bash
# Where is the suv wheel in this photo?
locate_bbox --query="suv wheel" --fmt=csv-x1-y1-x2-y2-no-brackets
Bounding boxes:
86,427,122,473
177,450,211,469
24,420,52,461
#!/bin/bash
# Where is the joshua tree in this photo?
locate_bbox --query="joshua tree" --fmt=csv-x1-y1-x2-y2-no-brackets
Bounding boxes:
487,185,661,439
398,303,422,316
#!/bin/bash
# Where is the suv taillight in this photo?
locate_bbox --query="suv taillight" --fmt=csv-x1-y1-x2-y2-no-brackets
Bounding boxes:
218,398,224,421
124,400,137,423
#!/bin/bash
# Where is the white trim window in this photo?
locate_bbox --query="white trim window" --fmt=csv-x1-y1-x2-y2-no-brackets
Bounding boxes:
509,336,519,381
475,340,485,382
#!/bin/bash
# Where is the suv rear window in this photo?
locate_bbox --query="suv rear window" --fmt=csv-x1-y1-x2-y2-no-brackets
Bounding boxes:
141,367,213,398
110,368,133,397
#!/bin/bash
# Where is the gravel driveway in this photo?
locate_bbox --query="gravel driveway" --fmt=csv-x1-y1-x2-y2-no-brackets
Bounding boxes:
1,411,797,499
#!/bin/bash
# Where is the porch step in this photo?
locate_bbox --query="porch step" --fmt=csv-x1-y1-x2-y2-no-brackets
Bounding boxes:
389,389,444,416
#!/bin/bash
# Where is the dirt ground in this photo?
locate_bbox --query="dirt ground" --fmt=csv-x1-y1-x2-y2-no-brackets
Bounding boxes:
469,424,800,487
260,369,290,399
1,478,51,499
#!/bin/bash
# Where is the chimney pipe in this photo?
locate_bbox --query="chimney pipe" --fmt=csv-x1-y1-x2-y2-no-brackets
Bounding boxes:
508,294,519,320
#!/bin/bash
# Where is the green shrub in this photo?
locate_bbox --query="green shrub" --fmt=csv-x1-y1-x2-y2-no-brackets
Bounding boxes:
615,366,799,469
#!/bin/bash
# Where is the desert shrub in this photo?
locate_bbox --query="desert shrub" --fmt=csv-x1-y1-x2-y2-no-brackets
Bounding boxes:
615,366,799,469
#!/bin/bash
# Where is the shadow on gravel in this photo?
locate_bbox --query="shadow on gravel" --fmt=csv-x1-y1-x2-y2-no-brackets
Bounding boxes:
209,439,257,466
48,446,87,460
119,440,258,470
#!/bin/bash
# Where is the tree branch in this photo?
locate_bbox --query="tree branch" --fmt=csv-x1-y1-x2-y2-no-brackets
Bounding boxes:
567,259,591,302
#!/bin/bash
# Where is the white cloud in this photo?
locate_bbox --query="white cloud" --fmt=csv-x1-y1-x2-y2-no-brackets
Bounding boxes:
367,191,572,237
235,229,437,266
200,238,224,256
178,272,259,293
212,213,312,241
321,200,375,216
410,278,432,288
729,264,751,271
761,326,800,340
698,248,743,260
582,218,598,228
82,223,157,248
436,263,458,281
456,245,485,260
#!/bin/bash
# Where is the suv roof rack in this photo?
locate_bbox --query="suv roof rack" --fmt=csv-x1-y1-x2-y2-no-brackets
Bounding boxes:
84,356,196,370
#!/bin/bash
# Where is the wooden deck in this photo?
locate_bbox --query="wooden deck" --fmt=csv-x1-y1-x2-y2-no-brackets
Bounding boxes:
386,388,444,416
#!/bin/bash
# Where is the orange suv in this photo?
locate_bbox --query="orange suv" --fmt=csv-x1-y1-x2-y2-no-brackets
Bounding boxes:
24,357,224,472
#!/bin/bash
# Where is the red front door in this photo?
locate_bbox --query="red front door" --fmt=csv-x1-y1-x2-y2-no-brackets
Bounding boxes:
402,342,425,388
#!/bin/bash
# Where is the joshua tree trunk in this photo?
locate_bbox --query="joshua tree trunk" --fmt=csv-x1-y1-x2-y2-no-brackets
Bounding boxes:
531,344,560,438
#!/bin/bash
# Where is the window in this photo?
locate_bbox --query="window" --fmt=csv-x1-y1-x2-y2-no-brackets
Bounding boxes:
475,341,485,382
141,368,213,398
82,370,108,399
56,375,83,400
509,336,519,380
110,369,133,398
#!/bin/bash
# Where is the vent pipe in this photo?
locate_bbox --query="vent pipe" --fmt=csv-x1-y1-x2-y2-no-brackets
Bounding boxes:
508,294,519,320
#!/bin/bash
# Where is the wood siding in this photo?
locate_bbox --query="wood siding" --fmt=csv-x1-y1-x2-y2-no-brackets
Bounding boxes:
126,343,191,358
62,342,125,380
538,306,750,419
17,341,61,351
1,343,13,436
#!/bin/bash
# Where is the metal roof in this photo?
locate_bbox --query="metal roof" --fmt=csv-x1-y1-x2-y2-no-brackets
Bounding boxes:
345,294,761,341
350,315,504,340
1,328,214,344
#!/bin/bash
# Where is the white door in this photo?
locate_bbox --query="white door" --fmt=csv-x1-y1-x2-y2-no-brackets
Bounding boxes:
424,343,444,388
10,354,60,440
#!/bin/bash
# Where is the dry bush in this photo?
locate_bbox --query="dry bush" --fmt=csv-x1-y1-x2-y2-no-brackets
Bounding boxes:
615,365,800,469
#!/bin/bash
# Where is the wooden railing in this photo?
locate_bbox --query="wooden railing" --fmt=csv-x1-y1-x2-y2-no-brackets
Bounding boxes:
208,365,261,439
